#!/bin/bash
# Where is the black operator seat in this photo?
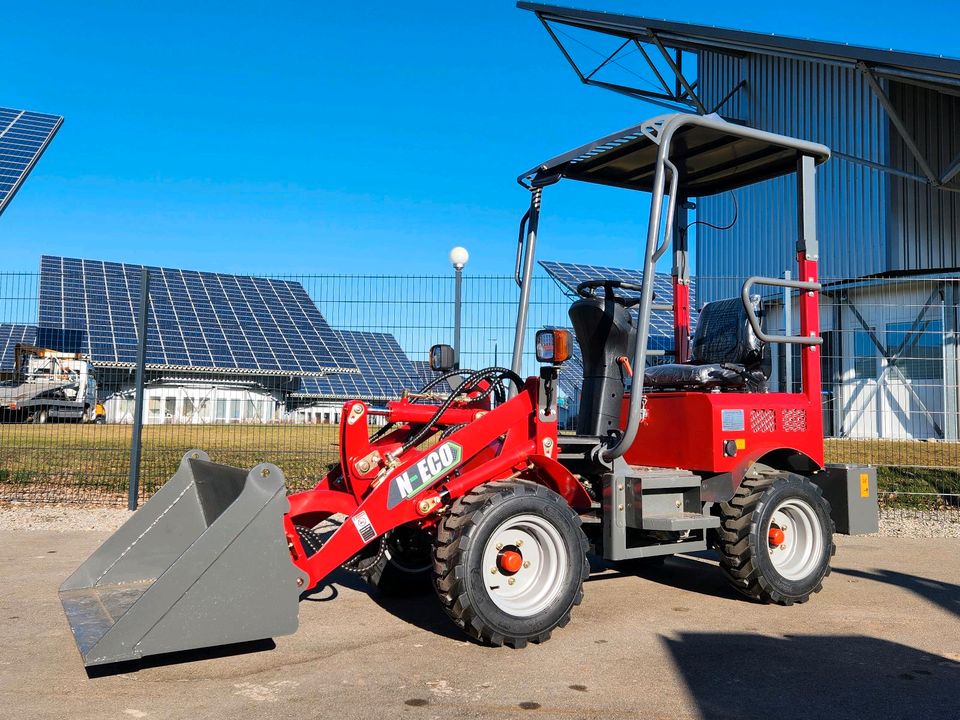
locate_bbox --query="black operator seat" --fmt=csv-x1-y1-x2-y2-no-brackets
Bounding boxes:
643,296,767,391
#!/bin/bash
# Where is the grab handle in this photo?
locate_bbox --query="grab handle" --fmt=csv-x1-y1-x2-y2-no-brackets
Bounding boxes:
515,209,531,288
741,276,822,345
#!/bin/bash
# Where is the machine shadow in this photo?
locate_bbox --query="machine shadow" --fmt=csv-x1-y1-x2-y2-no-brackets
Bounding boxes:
662,631,960,720
301,568,465,642
833,567,960,619
586,552,743,601
85,639,277,678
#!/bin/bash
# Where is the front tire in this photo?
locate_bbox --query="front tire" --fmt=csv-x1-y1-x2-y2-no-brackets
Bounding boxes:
717,471,835,605
433,480,589,648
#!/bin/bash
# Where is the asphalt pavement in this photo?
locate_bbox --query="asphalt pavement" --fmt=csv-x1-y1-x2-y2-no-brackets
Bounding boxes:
2,530,958,720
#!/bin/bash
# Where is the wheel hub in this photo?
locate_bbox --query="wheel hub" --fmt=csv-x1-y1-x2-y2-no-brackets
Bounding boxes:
482,514,568,617
497,547,524,575
766,497,824,581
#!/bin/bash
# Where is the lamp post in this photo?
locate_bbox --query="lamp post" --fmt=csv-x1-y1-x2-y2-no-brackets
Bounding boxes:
490,337,498,368
450,246,469,370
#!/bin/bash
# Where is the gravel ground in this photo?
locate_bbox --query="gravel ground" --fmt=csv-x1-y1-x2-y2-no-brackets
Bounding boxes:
0,503,129,532
1,501,958,537
879,511,960,538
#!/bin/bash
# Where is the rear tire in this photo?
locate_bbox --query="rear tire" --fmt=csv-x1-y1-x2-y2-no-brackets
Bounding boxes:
35,409,49,424
363,526,434,597
433,480,589,648
717,471,835,605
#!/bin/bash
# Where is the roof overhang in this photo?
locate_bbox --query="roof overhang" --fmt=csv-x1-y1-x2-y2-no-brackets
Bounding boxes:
518,3,960,90
520,113,830,195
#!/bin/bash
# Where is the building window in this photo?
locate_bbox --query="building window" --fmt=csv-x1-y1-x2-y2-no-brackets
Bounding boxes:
853,329,878,379
230,399,241,422
886,320,943,381
215,398,227,422
118,395,134,420
164,397,176,422
183,397,196,419
149,397,161,418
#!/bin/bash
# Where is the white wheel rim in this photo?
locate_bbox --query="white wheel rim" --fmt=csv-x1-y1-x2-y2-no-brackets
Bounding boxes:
766,497,824,581
481,513,568,617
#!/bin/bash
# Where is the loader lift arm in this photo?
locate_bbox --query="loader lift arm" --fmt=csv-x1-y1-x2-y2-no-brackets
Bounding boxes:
285,371,592,590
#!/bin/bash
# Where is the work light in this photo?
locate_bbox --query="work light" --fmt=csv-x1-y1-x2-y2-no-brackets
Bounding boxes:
535,329,572,363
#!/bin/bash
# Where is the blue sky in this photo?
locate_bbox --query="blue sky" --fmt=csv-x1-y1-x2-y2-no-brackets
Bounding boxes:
2,0,955,276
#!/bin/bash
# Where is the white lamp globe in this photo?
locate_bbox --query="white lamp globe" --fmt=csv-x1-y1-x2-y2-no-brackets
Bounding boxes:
449,246,470,269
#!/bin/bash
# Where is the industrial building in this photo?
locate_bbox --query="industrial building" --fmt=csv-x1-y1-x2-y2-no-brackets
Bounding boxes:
523,3,960,440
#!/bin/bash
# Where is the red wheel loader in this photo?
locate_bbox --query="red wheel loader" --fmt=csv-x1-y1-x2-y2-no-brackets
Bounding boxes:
60,113,878,667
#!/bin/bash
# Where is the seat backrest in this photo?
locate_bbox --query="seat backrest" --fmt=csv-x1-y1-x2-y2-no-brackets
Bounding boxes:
691,296,763,367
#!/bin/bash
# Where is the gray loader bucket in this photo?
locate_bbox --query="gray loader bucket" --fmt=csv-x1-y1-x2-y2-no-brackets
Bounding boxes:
59,450,308,667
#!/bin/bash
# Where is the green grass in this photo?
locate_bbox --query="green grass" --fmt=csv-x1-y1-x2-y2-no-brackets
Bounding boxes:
1,425,959,507
0,423,344,503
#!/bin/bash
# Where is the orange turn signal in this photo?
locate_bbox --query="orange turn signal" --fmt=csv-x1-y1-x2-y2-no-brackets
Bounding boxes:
536,329,572,364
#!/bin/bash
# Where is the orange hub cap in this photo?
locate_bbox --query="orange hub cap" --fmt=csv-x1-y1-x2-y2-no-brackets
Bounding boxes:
498,549,524,574
768,526,786,547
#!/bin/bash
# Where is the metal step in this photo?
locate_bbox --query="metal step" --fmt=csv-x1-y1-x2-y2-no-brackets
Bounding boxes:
642,512,721,532
631,471,702,490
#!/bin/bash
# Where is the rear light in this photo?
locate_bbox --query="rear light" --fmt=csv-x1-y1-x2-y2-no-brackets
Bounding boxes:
536,329,572,363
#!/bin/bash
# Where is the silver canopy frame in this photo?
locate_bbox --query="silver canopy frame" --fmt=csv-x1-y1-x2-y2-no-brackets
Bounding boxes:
510,112,830,461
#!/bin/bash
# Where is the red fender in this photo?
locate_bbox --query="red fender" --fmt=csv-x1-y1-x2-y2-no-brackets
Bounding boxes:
527,453,593,512
287,488,359,522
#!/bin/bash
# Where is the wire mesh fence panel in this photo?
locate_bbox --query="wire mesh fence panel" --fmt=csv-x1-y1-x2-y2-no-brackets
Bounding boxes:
0,270,570,504
0,266,958,518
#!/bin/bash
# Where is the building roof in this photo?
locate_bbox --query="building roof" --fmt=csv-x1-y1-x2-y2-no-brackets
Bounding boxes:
518,3,960,89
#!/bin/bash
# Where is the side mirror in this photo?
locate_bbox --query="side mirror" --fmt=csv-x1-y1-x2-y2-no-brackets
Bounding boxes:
429,344,456,372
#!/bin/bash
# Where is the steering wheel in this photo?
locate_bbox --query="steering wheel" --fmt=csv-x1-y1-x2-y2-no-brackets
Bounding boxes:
575,279,648,308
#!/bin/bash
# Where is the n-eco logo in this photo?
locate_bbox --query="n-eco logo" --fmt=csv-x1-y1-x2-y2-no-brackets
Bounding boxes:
386,441,463,509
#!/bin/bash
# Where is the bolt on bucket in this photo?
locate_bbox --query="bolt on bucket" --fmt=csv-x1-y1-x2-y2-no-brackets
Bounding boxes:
59,450,308,667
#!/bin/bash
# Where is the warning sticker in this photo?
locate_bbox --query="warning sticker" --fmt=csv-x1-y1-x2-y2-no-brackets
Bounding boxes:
859,473,870,498
352,511,376,543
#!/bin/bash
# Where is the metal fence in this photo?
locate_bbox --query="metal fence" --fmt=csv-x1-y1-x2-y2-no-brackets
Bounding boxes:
1,269,959,518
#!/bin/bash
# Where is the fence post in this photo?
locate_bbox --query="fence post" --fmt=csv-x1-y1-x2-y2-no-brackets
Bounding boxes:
784,269,792,391
127,268,150,511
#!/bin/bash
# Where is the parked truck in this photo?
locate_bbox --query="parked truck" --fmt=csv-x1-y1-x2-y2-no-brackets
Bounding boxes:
0,344,104,424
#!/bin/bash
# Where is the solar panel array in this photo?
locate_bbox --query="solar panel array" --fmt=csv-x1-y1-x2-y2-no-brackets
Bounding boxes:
539,260,699,341
410,360,454,395
557,337,584,401
294,330,421,402
38,256,356,376
0,108,62,216
0,324,37,371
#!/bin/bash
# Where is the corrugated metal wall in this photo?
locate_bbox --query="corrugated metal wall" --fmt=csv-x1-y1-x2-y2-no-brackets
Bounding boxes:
888,84,960,270
696,51,890,303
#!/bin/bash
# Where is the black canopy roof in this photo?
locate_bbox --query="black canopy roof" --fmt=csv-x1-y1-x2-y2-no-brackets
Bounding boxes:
519,113,831,196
